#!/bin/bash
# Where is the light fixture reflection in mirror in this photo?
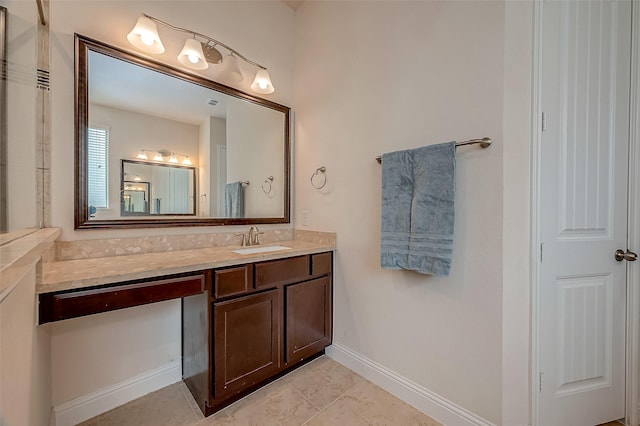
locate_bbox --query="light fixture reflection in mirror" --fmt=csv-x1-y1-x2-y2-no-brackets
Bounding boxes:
138,149,192,165
127,14,274,94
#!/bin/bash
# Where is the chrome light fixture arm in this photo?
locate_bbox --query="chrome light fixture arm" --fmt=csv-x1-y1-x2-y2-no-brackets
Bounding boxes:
141,13,267,70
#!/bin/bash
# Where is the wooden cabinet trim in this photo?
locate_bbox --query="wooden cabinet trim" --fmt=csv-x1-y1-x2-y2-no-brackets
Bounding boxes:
311,252,332,276
213,289,281,399
254,255,310,289
284,276,332,365
213,265,252,299
39,274,206,324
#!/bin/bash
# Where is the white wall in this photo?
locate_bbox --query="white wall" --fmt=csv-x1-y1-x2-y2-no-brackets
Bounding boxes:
0,269,52,426
210,117,226,216
501,2,533,425
227,98,285,217
294,1,505,423
48,0,295,415
198,118,211,217
90,104,199,218
50,300,180,406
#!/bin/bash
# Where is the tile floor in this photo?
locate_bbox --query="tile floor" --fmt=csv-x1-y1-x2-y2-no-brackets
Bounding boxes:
77,356,442,426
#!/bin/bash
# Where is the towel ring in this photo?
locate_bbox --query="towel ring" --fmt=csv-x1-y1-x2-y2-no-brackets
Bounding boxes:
311,166,326,189
262,176,274,194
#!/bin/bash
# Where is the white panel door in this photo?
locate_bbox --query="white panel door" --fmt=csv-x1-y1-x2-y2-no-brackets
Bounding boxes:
539,1,632,425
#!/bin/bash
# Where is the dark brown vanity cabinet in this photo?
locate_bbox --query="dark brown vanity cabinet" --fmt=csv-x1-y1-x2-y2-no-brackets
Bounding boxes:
213,289,281,399
182,252,333,416
285,277,332,363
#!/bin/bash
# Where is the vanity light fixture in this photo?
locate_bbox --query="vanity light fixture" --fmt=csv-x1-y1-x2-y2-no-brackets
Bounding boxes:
136,149,194,166
127,15,165,54
127,13,275,94
177,38,208,70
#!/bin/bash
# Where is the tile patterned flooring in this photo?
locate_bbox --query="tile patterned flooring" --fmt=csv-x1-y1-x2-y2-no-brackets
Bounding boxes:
78,356,442,426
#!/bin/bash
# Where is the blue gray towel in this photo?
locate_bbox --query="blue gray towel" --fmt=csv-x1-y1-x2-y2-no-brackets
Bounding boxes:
224,182,245,218
381,142,456,276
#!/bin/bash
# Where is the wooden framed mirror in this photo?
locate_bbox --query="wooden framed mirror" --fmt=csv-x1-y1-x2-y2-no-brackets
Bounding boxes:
0,6,6,232
75,34,290,229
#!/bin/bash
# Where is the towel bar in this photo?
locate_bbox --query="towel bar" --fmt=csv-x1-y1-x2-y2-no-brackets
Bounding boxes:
375,137,491,164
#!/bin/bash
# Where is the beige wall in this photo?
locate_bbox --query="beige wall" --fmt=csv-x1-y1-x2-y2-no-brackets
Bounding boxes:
3,0,38,231
50,0,295,241
0,269,52,426
294,1,506,423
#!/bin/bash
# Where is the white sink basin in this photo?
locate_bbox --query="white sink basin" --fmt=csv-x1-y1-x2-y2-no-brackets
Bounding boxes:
232,245,292,255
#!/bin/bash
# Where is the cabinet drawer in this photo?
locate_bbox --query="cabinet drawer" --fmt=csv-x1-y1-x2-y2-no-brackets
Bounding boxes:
39,274,205,324
214,265,252,299
254,256,310,289
311,252,332,276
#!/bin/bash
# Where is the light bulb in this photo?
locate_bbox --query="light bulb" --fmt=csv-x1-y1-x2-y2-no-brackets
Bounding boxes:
141,33,155,46
178,39,208,70
153,153,164,161
182,156,192,166
136,150,148,160
127,16,165,54
188,53,199,64
169,154,178,163
250,69,275,94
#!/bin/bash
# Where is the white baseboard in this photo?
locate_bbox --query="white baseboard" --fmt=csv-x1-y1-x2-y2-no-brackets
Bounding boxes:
53,361,181,426
326,343,496,426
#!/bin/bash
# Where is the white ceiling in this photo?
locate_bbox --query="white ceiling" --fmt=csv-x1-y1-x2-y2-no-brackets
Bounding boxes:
89,51,228,125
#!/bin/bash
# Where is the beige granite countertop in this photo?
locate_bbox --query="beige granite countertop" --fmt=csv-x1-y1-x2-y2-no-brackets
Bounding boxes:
39,238,335,294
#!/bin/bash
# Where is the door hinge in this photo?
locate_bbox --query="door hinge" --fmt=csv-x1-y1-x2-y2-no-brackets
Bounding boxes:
540,243,544,262
539,372,543,392
541,112,546,132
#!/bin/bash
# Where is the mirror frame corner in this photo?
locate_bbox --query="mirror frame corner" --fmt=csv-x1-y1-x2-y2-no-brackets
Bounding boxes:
74,34,291,230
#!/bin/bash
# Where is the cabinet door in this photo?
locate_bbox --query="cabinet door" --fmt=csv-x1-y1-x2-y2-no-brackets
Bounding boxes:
213,289,280,399
285,277,332,364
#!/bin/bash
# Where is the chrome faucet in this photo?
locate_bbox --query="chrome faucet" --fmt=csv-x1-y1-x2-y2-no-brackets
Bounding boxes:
236,226,264,246
247,226,264,246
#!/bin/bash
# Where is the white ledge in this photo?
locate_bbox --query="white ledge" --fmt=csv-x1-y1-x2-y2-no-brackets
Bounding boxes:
0,228,61,303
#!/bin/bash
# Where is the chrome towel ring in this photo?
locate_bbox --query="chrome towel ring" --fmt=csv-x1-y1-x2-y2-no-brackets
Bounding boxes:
262,176,274,194
311,166,326,189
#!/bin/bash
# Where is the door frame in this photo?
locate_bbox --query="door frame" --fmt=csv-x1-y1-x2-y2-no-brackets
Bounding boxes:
531,1,640,425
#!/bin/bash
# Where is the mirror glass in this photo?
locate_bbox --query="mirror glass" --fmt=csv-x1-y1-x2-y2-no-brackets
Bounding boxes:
120,160,195,216
76,35,290,229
